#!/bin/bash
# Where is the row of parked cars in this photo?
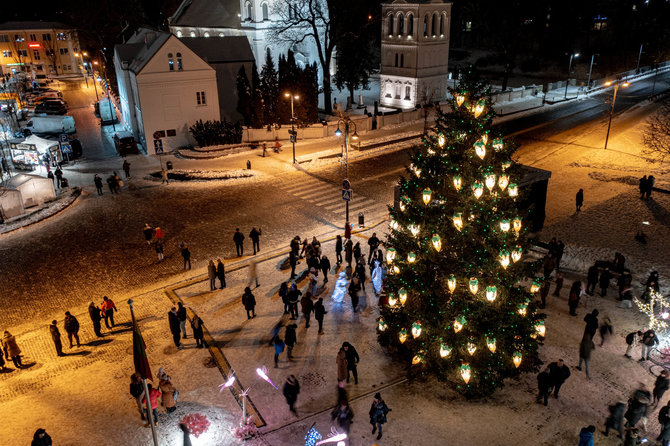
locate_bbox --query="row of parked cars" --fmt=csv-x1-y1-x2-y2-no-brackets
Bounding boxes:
28,87,68,115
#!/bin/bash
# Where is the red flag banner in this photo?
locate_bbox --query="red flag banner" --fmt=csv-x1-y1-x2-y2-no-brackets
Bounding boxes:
133,320,152,380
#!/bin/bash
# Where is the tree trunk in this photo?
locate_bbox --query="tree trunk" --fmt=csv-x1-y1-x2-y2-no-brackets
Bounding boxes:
322,66,332,115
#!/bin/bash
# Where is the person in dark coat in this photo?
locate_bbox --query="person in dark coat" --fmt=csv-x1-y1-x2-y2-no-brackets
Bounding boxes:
353,242,362,263
64,311,81,348
207,260,217,291
576,188,584,211
289,250,298,279
279,282,290,314
349,277,361,313
641,329,659,361
658,401,670,445
344,239,353,266
142,224,153,244
320,255,331,284
191,315,205,348
369,392,391,440
578,425,595,446
331,399,354,435
335,235,343,265
536,370,553,406
88,301,103,337
640,175,648,199
543,253,556,279
233,228,245,256
343,342,360,384
168,307,182,350
290,236,301,257
625,385,651,428
216,259,226,289
282,374,300,414
599,316,613,347
367,233,380,265
2,331,22,368
314,298,327,334
242,287,256,319
553,272,564,296
583,309,599,339
539,280,550,309
301,292,314,328
177,302,187,338
31,428,52,446
599,268,611,297
547,359,571,398
273,335,285,368
249,227,262,254
181,243,191,270
122,159,131,177
284,324,297,361
49,320,63,357
129,372,146,421
569,281,582,316
94,174,103,195
625,330,643,358
577,333,595,378
54,167,63,188
653,370,670,407
287,283,301,319
604,400,626,438
586,264,599,295
555,240,565,270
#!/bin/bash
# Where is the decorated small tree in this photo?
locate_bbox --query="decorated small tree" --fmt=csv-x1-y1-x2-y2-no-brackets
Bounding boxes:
378,70,545,398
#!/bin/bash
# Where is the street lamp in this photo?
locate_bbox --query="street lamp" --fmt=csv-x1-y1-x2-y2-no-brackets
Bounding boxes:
603,78,629,150
564,53,580,99
586,54,598,93
335,115,359,225
284,92,299,163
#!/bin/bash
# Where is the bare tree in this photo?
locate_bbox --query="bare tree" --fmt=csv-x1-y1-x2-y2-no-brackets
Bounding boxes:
270,0,335,114
41,30,59,75
642,100,670,162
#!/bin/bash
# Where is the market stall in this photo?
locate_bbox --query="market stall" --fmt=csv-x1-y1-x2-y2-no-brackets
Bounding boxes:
8,134,62,170
7,174,55,208
0,187,24,221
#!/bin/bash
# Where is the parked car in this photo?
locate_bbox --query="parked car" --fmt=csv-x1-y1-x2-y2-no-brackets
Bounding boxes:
113,131,139,155
34,98,68,109
23,115,76,135
34,102,67,115
30,87,61,97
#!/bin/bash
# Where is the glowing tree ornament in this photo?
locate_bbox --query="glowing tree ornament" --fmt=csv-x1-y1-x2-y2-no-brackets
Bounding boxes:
511,246,523,262
440,343,452,357
473,181,484,199
535,320,546,337
398,329,408,344
453,212,464,231
481,133,489,145
453,175,463,191
500,219,511,232
474,141,486,159
454,315,466,332
432,234,442,252
486,285,497,302
473,99,486,117
389,219,399,231
467,341,477,355
498,174,509,190
634,290,670,332
460,363,472,383
386,248,396,264
408,224,421,237
508,183,518,198
517,303,528,316
530,279,541,294
411,322,422,338
438,134,446,147
499,250,510,269
422,188,432,205
455,93,465,107
412,351,425,365
447,274,457,293
469,277,479,294
388,293,398,307
378,317,388,332
492,137,504,151
398,288,408,305
486,337,497,353
485,173,496,191
513,352,523,368
502,160,512,171
512,217,522,234
407,252,417,263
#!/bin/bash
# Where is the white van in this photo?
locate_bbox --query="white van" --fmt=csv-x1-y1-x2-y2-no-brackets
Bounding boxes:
23,115,76,135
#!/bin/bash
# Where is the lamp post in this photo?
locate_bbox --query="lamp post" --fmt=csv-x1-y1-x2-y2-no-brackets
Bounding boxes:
586,54,598,93
603,78,629,150
335,116,359,224
564,52,579,99
284,92,299,163
74,52,88,87
636,44,644,74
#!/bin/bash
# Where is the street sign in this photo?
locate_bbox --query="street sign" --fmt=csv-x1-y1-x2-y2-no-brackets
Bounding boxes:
290,134,296,144
59,134,69,143
153,139,163,154
342,189,352,201
342,179,351,190
60,143,72,154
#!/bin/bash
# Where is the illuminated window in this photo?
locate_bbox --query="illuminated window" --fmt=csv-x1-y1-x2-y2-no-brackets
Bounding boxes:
2,50,11,58
56,32,67,40
15,35,25,42
168,53,174,71
176,53,183,70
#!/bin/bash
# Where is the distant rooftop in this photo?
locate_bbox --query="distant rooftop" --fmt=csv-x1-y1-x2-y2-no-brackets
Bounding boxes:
0,21,71,31
169,0,240,29
180,36,254,63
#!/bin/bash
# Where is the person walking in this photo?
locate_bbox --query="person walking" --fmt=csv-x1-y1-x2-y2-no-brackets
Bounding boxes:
142,384,162,426
130,373,146,421
155,239,164,262
367,233,380,265
314,298,327,334
577,333,595,378
279,282,290,314
273,334,285,368
207,260,217,291
180,243,191,270
539,280,550,309
287,283,301,320
301,292,314,328
599,315,613,347
335,235,343,265
569,281,582,316
308,267,318,296
543,253,556,279
191,314,205,348
284,324,297,361
2,331,23,368
55,167,63,188
659,401,670,446
233,228,245,257
337,346,348,383
249,227,262,254
290,236,301,258
168,307,182,350
122,160,131,178
547,359,571,398
653,370,670,407
353,242,361,264
107,175,117,194
641,329,659,361
343,342,360,384
242,287,256,319
289,250,298,280
101,296,118,328
94,174,103,195
640,175,648,200
31,429,52,446
88,302,103,337
161,168,169,184
586,264,599,296
331,398,354,436
348,277,361,313
158,368,177,414
599,268,611,297
320,255,331,284
369,393,391,440
625,385,651,429
625,330,643,358
49,320,64,357
63,311,81,348
143,224,153,244
578,426,595,446
176,302,187,339
216,259,226,289
248,259,260,288
536,370,553,406
553,272,564,296
283,375,300,415
604,400,626,439
576,188,584,212
344,238,353,267
583,309,599,339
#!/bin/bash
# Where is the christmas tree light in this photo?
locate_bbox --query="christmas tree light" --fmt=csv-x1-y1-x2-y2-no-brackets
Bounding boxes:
634,290,670,332
432,235,442,252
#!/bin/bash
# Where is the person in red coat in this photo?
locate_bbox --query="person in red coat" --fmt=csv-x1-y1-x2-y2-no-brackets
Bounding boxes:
142,384,162,426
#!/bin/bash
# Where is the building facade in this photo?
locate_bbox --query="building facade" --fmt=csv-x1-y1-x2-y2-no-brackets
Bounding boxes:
114,29,220,151
380,0,452,109
0,22,80,77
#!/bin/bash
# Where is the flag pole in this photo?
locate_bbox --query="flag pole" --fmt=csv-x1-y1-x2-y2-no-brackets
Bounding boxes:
128,299,159,446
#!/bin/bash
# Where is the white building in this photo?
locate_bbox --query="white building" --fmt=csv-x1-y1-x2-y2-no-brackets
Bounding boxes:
380,0,452,109
114,29,221,151
168,0,326,74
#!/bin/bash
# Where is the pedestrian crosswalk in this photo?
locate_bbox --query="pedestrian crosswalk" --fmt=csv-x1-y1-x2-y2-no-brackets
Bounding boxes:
277,175,389,224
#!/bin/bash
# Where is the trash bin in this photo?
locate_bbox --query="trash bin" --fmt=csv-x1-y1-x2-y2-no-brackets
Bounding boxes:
358,212,365,227
166,161,173,170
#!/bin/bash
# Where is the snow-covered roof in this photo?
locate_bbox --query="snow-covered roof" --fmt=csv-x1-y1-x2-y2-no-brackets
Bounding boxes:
15,134,59,154
169,0,241,29
7,173,52,188
114,29,172,74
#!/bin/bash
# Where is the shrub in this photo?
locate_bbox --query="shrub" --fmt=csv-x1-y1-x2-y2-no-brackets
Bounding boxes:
189,119,243,147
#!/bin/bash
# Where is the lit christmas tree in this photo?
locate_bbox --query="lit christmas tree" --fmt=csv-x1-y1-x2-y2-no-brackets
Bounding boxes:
378,71,545,398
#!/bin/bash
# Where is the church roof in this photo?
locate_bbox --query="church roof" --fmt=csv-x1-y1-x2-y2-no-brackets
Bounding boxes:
179,36,254,63
169,0,241,29
114,29,172,74
0,21,70,31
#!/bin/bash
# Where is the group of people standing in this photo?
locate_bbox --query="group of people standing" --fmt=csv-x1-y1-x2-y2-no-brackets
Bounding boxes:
129,367,179,426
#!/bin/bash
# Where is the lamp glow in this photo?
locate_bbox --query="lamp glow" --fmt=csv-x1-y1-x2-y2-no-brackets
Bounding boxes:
500,219,511,232
513,352,522,368
469,277,479,295
378,317,387,331
388,293,397,307
453,175,462,191
502,161,512,171
499,250,510,269
517,303,528,316
408,224,421,236
511,246,522,262
256,367,278,389
474,141,486,159
473,181,484,199
512,217,522,234
411,322,422,338
386,248,396,263
535,320,546,337
486,285,497,302
447,274,457,293
492,137,504,151
467,341,477,356
486,337,497,353
422,188,432,205
412,351,424,365
438,134,446,147
530,280,541,294
508,183,518,197
460,364,472,383
432,234,442,252
399,329,407,344
407,252,416,263
453,212,463,231
218,375,236,391
393,265,400,274
440,343,452,357
485,173,496,191
455,94,465,107
473,99,486,118
454,316,465,332
498,174,509,190
398,288,408,305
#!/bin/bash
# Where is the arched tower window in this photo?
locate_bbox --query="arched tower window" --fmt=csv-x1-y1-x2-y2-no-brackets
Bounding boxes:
439,14,444,35
432,13,437,36
397,13,404,35
423,15,428,37
388,14,394,36
262,3,269,20
168,53,174,71
407,14,414,35
176,52,183,70
246,2,252,20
